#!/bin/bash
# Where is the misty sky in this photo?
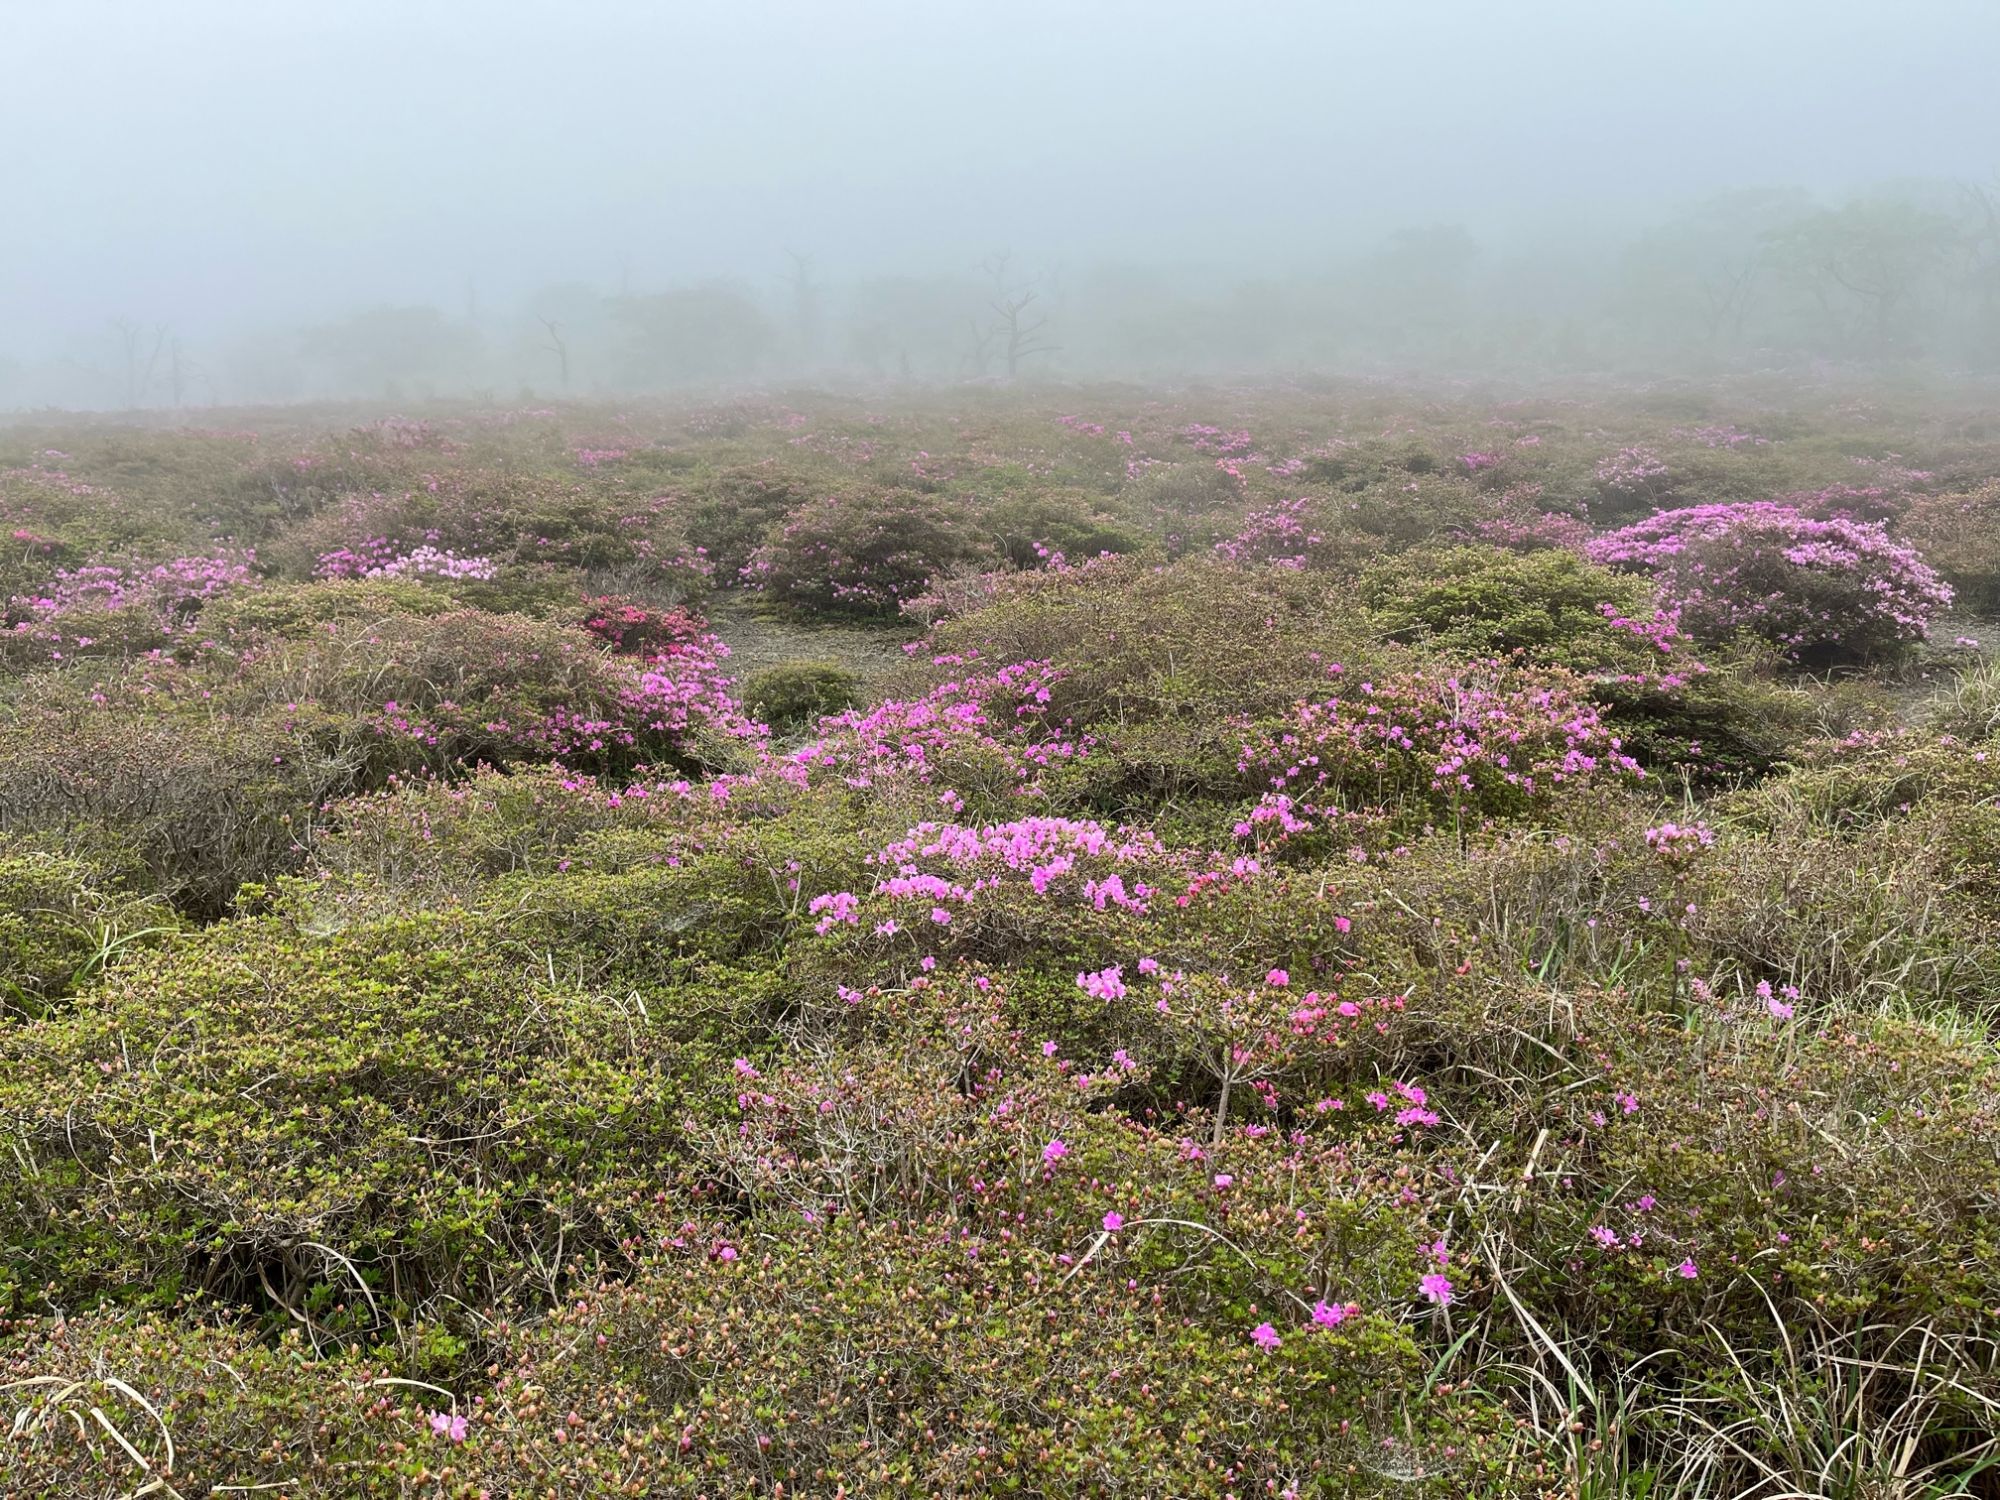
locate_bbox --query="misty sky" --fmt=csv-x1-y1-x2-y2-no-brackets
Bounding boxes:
5,0,1998,353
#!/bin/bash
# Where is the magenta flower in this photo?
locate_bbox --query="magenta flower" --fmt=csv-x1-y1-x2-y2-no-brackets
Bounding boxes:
1042,1138,1069,1164
1250,1322,1281,1350
1677,1258,1698,1279
1419,1273,1454,1306
428,1411,469,1442
1311,1299,1355,1327
1103,1211,1124,1232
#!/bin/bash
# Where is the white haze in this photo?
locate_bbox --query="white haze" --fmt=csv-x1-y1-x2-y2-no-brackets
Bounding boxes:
4,0,1998,405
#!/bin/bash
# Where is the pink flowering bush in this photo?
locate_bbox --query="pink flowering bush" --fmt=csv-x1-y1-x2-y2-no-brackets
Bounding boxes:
805,815,1167,960
1352,544,1813,777
271,472,713,598
1587,501,1952,663
576,593,708,657
319,542,497,582
1592,444,1672,509
4,550,258,665
768,658,1088,812
1213,497,1325,570
1235,661,1643,840
1473,504,1593,554
11,550,255,621
248,607,763,777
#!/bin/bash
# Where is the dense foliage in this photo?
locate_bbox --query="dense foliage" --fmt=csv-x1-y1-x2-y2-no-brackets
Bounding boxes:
5,382,2000,1498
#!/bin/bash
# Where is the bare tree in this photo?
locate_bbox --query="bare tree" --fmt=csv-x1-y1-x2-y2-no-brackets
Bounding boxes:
111,318,169,408
780,249,822,364
1698,255,1762,346
539,318,570,390
977,252,1014,299
1767,200,1957,354
166,336,196,407
963,314,998,378
989,289,1058,377
971,253,1060,378
1957,179,2000,332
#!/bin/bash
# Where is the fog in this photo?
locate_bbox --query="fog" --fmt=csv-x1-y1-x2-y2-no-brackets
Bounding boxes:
5,0,1998,406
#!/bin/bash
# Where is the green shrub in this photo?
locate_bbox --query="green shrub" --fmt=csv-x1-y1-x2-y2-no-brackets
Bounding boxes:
200,577,461,639
744,489,994,616
1126,458,1243,518
0,695,350,918
1898,481,2000,614
1358,544,1653,665
0,840,179,1018
679,462,817,579
899,554,1384,729
980,487,1149,569
0,906,733,1324
1,1311,387,1497
742,658,864,731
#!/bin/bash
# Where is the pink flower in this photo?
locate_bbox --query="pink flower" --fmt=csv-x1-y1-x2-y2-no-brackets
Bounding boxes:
1311,1299,1355,1327
1103,1211,1124,1232
1042,1139,1069,1164
1265,968,1289,986
1213,1173,1234,1189
1677,1258,1698,1279
1250,1322,1281,1350
429,1411,469,1443
1419,1273,1454,1306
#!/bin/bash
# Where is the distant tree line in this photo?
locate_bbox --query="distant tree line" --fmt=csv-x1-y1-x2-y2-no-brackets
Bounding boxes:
6,178,1999,408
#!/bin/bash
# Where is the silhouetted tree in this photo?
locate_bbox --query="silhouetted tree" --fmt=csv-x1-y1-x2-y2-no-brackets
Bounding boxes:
111,318,168,408
780,250,822,365
539,318,570,391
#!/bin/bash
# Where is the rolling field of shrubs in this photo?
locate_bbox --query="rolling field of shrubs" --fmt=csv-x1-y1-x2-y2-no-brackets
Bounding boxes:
9,378,2000,1497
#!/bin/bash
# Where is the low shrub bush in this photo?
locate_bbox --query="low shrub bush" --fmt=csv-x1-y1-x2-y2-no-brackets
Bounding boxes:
742,489,993,616
742,657,865,732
